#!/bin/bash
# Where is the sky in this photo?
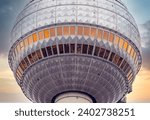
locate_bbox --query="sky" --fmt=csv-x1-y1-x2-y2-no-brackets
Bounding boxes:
0,0,150,102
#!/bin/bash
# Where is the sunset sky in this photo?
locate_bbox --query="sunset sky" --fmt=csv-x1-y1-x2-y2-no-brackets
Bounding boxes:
0,0,150,102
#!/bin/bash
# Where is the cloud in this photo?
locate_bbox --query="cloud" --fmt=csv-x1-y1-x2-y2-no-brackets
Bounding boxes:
0,93,30,103
139,20,150,70
127,68,150,103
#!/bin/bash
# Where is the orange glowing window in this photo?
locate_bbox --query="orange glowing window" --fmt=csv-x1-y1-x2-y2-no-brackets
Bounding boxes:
130,48,134,57
114,35,119,45
33,33,37,42
84,27,90,36
32,52,38,62
133,52,137,61
20,41,24,51
18,66,23,74
127,45,131,54
70,26,75,35
16,44,20,53
57,27,62,36
132,51,135,59
77,26,83,35
14,48,18,55
24,38,28,47
98,29,102,40
38,31,44,40
64,26,69,35
90,28,96,38
16,70,21,79
44,29,50,38
109,33,114,42
134,55,137,63
50,28,55,37
123,41,128,51
28,35,33,45
119,38,124,49
103,31,109,40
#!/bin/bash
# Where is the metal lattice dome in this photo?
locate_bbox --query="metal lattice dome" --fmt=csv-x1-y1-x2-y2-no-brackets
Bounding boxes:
8,0,142,103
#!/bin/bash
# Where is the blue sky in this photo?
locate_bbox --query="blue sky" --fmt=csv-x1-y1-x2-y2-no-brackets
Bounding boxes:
123,0,150,24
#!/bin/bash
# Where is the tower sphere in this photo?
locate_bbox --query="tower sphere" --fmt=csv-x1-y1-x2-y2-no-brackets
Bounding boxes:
8,0,142,103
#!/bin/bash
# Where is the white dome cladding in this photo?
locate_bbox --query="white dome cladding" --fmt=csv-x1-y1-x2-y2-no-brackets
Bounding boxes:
11,0,141,51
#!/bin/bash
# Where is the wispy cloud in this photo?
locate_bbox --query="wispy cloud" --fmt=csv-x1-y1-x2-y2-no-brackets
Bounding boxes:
139,21,150,70
128,67,150,102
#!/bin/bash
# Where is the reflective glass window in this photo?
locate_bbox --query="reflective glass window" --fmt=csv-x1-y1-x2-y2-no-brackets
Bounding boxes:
113,54,120,64
28,54,34,64
38,31,44,40
127,69,132,78
44,29,50,38
70,44,75,53
59,44,64,54
128,73,133,81
18,66,23,74
120,60,127,69
70,26,75,35
64,44,69,53
24,57,30,66
88,45,93,55
109,52,115,62
36,50,42,59
16,70,21,79
21,60,28,70
91,28,97,38
64,26,69,35
50,28,55,37
109,33,114,42
77,44,82,53
117,57,123,67
33,33,38,42
94,46,100,56
123,63,129,72
84,27,90,36
57,27,62,36
82,44,88,54
52,45,57,55
99,48,105,58
41,48,47,57
32,52,39,62
125,66,131,75
46,46,52,56
104,50,110,59
19,63,25,71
